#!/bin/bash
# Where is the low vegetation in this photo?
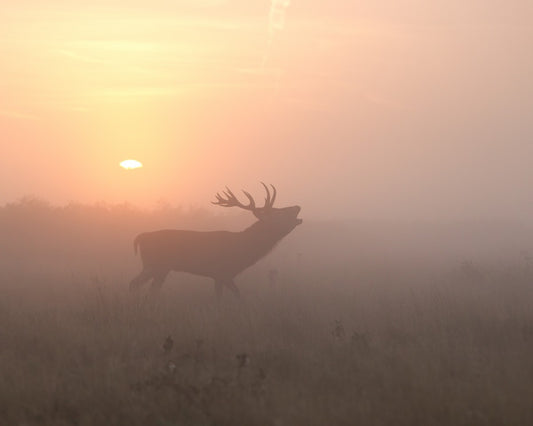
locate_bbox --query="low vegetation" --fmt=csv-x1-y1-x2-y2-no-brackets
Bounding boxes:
1,200,532,425
1,264,533,425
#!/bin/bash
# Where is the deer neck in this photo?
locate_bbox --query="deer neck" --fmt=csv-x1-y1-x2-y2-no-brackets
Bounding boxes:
242,220,284,250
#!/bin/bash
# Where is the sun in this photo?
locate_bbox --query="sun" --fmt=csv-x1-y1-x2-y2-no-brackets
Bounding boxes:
120,159,143,170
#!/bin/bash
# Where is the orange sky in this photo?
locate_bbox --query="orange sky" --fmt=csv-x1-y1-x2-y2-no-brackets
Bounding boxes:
1,1,532,221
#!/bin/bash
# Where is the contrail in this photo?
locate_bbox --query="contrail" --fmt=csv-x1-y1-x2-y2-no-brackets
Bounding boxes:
262,0,291,68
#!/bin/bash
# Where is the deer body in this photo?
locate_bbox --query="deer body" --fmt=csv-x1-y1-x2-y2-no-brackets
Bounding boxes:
129,184,301,297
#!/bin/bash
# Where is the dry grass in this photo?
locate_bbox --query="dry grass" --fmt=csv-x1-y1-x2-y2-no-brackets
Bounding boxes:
1,263,533,426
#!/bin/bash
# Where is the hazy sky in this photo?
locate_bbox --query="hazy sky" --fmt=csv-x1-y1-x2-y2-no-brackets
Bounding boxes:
1,1,532,221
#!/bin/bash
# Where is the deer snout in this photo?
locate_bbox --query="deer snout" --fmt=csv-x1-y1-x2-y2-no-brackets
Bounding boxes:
291,205,302,224
289,205,301,216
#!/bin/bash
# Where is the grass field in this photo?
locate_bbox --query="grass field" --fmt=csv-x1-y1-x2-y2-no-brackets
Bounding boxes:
1,261,533,426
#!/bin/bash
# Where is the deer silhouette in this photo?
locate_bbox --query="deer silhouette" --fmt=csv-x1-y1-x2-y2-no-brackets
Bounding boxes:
129,183,302,298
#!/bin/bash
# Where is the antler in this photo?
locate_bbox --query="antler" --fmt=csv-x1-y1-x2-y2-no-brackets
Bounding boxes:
212,186,256,211
261,182,277,209
212,183,277,211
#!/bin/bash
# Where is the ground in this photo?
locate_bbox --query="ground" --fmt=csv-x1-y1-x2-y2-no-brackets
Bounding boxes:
1,264,533,426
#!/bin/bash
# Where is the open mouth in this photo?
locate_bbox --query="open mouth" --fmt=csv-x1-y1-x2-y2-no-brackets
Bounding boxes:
293,206,302,225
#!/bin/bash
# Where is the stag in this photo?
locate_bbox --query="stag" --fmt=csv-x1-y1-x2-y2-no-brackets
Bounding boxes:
129,183,302,298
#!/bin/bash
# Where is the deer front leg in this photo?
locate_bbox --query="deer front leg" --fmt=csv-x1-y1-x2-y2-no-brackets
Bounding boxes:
224,279,240,298
214,280,224,301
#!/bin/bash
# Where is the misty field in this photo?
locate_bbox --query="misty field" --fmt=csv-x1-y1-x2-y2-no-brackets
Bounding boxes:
1,201,533,425
3,267,533,426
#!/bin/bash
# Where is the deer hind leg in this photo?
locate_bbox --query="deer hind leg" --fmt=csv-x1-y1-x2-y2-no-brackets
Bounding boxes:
129,268,154,291
149,270,170,295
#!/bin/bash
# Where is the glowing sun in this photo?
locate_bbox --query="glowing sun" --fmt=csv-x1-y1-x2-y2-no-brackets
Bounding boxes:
120,159,143,170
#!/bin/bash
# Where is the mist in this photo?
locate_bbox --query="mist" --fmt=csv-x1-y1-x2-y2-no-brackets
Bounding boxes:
2,195,533,424
2,1,533,425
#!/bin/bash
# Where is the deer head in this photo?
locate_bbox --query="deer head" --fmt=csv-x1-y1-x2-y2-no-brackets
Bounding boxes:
212,183,302,233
